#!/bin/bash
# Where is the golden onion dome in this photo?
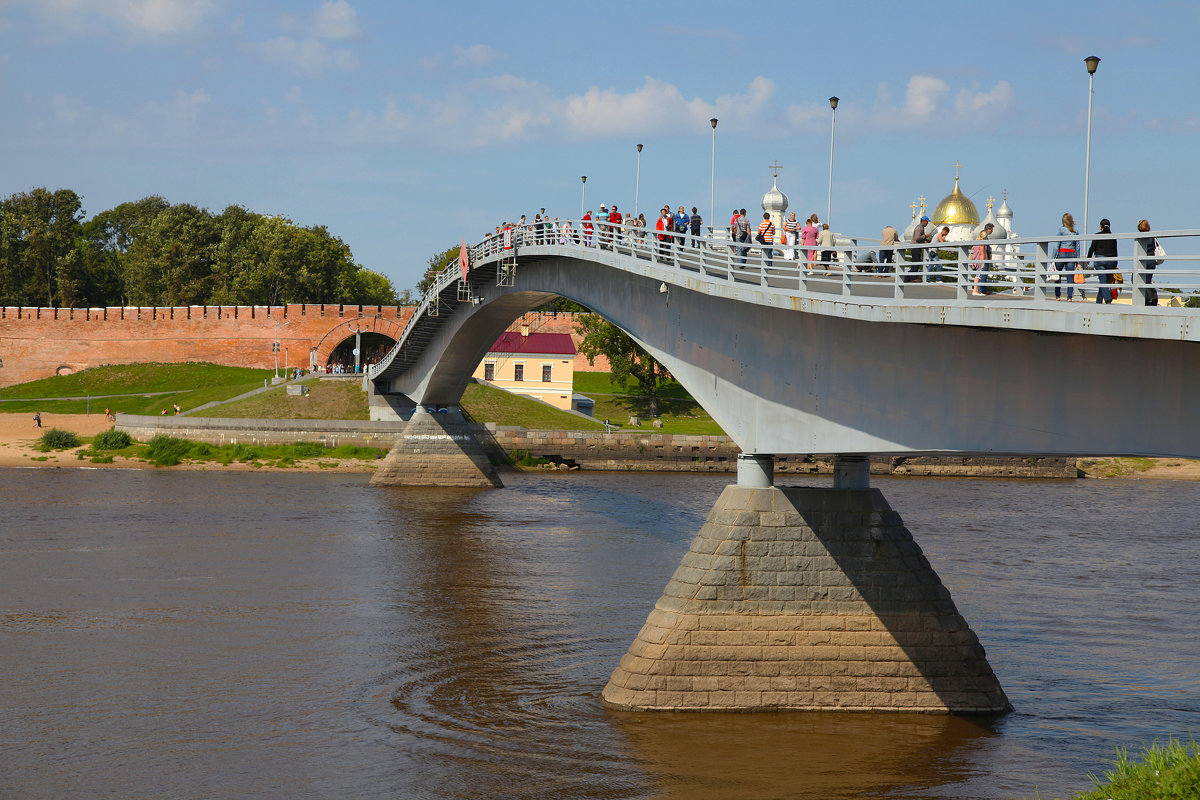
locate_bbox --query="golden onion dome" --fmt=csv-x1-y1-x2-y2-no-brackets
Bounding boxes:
931,177,979,226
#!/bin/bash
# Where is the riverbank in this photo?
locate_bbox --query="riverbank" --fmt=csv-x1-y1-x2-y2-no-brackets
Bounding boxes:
4,413,1200,479
0,413,379,473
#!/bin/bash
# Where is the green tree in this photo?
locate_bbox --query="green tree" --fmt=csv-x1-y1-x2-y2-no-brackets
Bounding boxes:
79,195,171,306
0,188,85,306
575,313,671,415
124,203,219,305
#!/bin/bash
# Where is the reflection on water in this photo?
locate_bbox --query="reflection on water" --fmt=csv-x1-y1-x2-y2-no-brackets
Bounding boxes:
0,468,1197,799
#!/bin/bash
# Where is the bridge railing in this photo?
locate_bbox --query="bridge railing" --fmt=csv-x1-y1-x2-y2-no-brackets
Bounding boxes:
470,220,1200,308
369,221,1198,383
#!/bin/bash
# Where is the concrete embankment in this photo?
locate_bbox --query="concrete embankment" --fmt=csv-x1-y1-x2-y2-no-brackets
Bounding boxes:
118,415,1076,478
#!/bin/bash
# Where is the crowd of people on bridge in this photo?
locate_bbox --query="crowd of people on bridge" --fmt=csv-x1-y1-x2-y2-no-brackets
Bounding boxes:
479,206,1168,305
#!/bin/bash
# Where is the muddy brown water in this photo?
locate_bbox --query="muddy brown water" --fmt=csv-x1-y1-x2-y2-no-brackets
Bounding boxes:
1,468,1197,799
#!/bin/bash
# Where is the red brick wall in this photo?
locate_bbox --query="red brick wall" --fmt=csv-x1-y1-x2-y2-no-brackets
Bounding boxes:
0,306,609,387
0,304,410,387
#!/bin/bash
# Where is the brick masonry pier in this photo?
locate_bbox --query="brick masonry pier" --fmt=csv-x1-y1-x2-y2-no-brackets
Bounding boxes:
601,484,1010,713
370,408,502,488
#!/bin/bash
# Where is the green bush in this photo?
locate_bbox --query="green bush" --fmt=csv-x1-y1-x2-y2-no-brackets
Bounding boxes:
290,442,325,458
39,428,80,450
144,434,193,466
93,428,132,450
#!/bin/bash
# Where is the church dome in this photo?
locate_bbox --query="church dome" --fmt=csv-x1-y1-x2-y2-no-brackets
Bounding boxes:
996,196,1013,219
931,177,979,226
761,177,789,215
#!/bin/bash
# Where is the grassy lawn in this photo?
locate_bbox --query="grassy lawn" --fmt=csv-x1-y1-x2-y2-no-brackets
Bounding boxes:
573,371,727,435
193,378,369,420
461,382,603,430
0,363,274,415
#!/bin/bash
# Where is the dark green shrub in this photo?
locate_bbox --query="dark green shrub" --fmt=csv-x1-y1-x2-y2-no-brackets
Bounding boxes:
144,434,192,466
39,428,80,450
229,443,260,462
291,442,325,459
93,428,132,450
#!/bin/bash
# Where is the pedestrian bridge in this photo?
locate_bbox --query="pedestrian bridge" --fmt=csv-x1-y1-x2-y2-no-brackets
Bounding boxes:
369,221,1199,465
366,221,1200,714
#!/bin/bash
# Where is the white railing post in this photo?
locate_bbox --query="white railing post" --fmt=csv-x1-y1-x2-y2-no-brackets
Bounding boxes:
1131,237,1147,307
1034,241,1051,303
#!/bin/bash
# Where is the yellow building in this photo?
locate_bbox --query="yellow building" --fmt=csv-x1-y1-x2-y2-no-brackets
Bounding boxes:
472,328,577,410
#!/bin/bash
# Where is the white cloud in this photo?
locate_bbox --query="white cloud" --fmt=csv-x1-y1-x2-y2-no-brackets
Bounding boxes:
905,75,949,117
453,44,504,67
564,76,774,136
19,0,220,38
954,81,1016,120
253,36,357,76
865,74,1017,132
310,1,359,39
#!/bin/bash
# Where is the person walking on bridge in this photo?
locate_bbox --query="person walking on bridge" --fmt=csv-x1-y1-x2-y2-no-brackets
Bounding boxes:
1087,218,1117,304
1053,213,1080,301
907,216,931,283
783,212,800,260
817,223,835,274
608,205,624,250
656,208,671,263
689,206,702,249
1136,219,1162,306
801,215,819,271
757,213,776,269
582,210,594,247
879,223,899,273
733,209,751,266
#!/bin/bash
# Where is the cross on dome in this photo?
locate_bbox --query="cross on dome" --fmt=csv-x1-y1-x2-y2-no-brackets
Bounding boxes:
769,160,782,178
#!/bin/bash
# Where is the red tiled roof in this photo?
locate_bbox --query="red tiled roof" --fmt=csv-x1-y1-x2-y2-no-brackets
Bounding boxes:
487,331,577,355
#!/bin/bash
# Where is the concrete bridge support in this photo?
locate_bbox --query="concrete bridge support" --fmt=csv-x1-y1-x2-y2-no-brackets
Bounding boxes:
601,478,1009,713
369,407,502,489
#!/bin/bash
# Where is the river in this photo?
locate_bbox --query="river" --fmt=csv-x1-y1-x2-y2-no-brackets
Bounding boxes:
1,468,1197,799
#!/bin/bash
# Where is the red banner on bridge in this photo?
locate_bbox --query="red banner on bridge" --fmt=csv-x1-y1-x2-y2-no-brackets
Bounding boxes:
458,238,469,282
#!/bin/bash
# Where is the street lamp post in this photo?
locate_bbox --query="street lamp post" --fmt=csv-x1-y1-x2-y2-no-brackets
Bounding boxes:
827,96,839,226
635,144,643,219
352,325,363,374
710,118,718,236
1083,56,1100,245
580,175,587,218
273,320,290,380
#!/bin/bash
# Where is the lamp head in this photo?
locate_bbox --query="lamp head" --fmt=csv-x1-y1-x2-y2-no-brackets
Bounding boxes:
1084,55,1100,74
829,96,839,110
636,143,643,152
581,175,586,183
710,117,718,129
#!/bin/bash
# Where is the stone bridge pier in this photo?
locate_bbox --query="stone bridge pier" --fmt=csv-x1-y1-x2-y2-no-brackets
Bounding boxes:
601,454,1009,714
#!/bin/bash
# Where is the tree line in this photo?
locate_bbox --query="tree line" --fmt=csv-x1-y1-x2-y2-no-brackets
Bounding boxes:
0,188,398,309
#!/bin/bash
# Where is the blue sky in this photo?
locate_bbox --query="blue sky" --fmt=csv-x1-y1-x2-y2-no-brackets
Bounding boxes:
1,0,1196,292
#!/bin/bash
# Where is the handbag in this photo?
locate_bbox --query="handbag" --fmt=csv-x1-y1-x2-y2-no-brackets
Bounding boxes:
1047,264,1060,283
1073,269,1085,284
